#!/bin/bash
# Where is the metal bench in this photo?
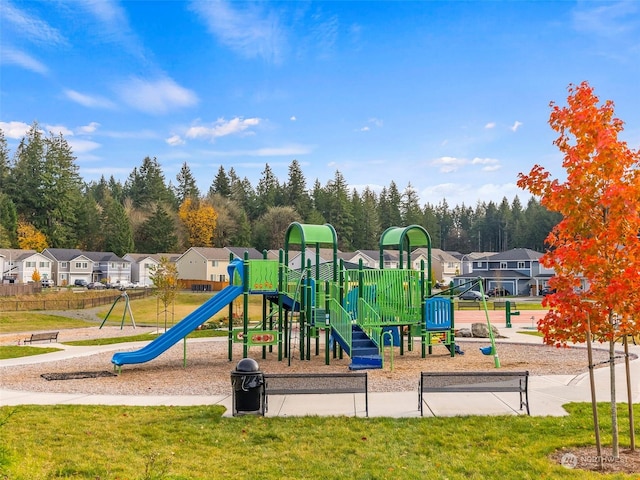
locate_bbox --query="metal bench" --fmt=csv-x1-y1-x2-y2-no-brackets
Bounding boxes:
23,332,59,344
493,301,516,310
263,372,369,417
457,301,481,310
418,371,530,416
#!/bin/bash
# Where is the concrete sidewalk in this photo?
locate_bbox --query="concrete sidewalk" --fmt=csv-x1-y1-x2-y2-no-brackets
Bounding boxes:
1,327,639,418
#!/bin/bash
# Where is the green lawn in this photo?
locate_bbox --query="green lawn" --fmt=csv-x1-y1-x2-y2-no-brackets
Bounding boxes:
0,345,61,359
0,312,94,333
0,403,636,479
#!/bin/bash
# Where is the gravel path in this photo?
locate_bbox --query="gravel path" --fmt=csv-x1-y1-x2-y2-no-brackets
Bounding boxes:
1,324,627,396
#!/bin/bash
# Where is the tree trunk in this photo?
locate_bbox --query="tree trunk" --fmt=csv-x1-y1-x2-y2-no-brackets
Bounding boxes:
586,323,603,470
624,335,635,451
609,338,619,459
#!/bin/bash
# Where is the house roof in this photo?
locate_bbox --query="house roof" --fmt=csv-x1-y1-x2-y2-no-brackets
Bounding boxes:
225,246,263,260
0,248,40,261
412,248,460,263
456,269,531,280
42,248,128,263
354,250,399,262
485,248,543,261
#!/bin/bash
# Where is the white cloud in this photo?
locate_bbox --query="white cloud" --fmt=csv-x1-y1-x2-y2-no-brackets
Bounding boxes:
510,121,523,132
290,116,297,121
572,1,638,37
166,135,185,146
185,117,261,141
0,46,48,74
116,76,198,114
360,126,370,132
45,124,74,136
77,122,100,134
0,121,31,139
431,156,467,173
485,122,496,129
68,138,101,154
1,2,67,46
65,89,116,109
471,157,501,172
190,0,285,64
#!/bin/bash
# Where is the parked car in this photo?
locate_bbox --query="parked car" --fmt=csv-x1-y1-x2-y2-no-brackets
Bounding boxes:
40,279,54,288
488,287,511,297
540,286,556,296
459,290,488,301
74,279,88,287
115,281,135,290
87,281,106,290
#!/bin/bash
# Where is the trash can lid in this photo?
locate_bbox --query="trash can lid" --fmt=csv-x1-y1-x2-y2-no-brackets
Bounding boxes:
235,358,260,372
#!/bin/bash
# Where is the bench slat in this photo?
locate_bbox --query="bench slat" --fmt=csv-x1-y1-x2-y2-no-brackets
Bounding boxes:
23,332,59,344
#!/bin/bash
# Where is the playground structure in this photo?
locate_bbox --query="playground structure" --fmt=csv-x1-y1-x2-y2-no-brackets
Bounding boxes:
111,223,459,371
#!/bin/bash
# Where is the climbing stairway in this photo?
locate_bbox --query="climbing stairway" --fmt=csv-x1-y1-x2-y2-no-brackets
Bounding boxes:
334,324,383,370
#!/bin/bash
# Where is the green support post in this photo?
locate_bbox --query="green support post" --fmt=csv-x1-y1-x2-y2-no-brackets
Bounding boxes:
505,300,520,328
243,252,249,358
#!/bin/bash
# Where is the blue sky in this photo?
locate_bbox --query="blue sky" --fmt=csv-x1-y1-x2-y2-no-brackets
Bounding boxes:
1,1,639,207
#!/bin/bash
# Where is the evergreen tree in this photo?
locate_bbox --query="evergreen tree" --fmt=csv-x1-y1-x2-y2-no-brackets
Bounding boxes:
255,163,280,217
75,194,104,251
175,162,200,204
108,175,124,203
283,159,312,220
40,132,84,247
435,199,454,250
0,194,17,247
357,187,381,250
102,196,134,256
209,165,231,198
401,183,424,226
7,122,45,224
0,129,9,193
323,171,354,250
135,203,178,253
124,156,174,210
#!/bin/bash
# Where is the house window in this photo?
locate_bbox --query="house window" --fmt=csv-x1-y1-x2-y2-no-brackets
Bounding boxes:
61,262,68,268
39,261,49,268
500,262,508,269
111,262,116,268
75,262,88,269
517,261,526,269
26,261,35,268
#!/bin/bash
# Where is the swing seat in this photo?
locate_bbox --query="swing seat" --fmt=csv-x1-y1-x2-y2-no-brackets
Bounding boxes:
479,346,493,356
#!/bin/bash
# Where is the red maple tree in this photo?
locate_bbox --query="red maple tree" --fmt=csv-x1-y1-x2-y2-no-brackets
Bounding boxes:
518,81,640,460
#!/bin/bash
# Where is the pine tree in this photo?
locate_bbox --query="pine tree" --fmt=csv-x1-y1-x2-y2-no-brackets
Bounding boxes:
102,197,134,256
175,162,200,204
283,159,312,220
209,166,231,198
136,203,178,253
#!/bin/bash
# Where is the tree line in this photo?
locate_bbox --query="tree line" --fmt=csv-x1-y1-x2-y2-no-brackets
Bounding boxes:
0,122,560,256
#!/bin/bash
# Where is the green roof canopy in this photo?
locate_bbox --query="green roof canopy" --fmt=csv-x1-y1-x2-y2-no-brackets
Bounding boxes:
284,223,338,280
379,225,432,270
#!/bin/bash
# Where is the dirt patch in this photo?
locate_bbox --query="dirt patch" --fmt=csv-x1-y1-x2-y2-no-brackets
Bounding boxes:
552,446,640,475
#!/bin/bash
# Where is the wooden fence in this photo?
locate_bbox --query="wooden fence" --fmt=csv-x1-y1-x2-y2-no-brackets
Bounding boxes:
0,289,153,312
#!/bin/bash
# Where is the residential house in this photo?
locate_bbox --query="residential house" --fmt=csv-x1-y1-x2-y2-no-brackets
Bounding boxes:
123,253,181,286
42,249,131,286
176,247,262,282
0,249,53,284
453,248,557,296
348,250,399,269
411,248,461,284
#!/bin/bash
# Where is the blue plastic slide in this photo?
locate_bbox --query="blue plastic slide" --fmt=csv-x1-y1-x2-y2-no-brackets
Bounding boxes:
111,259,244,367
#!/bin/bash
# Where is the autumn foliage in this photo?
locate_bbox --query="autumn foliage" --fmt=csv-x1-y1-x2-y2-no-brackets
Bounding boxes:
178,197,218,247
17,221,48,251
518,82,640,346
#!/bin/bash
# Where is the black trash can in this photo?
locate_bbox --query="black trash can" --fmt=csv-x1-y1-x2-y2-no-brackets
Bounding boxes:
231,358,264,416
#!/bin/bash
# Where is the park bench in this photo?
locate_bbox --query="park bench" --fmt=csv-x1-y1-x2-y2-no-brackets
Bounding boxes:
457,301,481,310
418,371,530,416
263,372,369,417
493,301,517,310
23,331,59,344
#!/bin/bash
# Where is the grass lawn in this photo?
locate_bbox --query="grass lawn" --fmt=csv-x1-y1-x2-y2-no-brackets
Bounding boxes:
97,292,265,329
63,328,227,347
0,403,637,479
0,313,94,333
0,345,61,359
